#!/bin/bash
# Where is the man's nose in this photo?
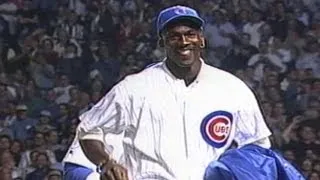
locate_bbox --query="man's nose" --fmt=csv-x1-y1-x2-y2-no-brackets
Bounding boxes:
180,35,190,45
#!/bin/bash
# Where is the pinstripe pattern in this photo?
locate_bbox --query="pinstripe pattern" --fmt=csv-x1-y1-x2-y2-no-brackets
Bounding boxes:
65,61,272,180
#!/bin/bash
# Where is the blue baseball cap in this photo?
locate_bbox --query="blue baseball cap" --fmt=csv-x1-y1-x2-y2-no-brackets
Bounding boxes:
156,5,204,36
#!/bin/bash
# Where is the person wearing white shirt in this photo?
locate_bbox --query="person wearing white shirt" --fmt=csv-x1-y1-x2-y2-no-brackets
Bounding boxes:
248,40,287,82
63,5,272,180
242,10,265,48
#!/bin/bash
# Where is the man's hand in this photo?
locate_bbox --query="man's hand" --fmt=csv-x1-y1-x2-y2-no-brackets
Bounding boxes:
100,160,129,180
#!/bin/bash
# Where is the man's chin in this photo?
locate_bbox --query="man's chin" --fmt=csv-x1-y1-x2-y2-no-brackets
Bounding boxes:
174,59,193,67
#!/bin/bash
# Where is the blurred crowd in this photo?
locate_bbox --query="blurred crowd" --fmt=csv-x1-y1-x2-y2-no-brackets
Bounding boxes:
0,0,319,179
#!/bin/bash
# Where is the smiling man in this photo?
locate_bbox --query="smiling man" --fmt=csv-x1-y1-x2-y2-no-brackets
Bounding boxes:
63,5,273,180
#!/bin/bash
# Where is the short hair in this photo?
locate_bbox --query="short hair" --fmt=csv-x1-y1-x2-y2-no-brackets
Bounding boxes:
0,134,11,141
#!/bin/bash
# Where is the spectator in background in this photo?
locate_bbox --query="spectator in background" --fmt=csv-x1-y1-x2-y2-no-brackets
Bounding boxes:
233,9,250,32
267,1,288,41
222,32,259,72
0,134,11,152
284,120,320,159
10,104,37,141
34,110,55,134
52,29,71,58
267,101,288,146
94,0,117,48
53,75,73,104
295,37,320,78
0,149,23,179
21,150,39,177
10,139,23,167
41,38,59,67
0,119,13,138
242,10,265,48
25,152,51,180
45,130,67,162
248,40,287,82
301,158,314,177
31,0,57,30
204,9,237,66
0,0,18,43
268,36,292,66
29,51,55,89
41,89,60,118
16,0,38,38
23,79,48,118
0,74,16,107
56,42,86,85
89,42,120,90
11,69,27,99
19,132,56,173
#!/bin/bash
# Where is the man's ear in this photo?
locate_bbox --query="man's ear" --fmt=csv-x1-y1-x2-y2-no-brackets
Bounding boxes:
200,37,206,48
198,31,206,48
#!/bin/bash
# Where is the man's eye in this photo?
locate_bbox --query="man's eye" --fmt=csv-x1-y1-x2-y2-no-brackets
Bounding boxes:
186,32,197,37
167,34,180,40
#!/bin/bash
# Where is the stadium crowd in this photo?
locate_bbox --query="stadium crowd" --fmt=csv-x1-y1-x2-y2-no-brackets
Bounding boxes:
0,0,319,179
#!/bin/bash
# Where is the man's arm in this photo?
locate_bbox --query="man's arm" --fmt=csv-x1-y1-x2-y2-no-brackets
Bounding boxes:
79,139,110,165
233,80,272,148
76,81,130,179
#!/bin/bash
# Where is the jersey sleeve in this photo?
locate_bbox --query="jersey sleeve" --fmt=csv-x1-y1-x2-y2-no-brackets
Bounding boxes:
77,81,129,143
233,82,272,148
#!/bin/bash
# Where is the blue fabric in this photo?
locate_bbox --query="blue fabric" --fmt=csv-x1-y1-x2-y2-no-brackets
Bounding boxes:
204,161,234,179
204,144,306,180
10,118,37,141
64,163,94,180
156,5,204,35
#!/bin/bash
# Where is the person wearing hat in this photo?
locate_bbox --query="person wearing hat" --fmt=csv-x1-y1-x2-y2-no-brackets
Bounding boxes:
10,104,37,141
35,110,55,133
64,5,273,180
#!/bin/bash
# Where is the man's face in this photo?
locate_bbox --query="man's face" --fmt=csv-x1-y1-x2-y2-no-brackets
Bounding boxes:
266,75,278,86
0,137,10,150
301,159,313,171
17,110,27,119
273,102,285,115
48,131,58,144
34,133,45,146
300,126,316,141
59,104,68,116
40,116,50,124
283,150,295,162
36,154,49,168
162,21,204,67
69,88,79,100
252,12,262,22
60,75,69,86
99,44,109,58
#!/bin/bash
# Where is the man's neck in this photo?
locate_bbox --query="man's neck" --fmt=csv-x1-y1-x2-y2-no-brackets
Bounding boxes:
166,59,201,86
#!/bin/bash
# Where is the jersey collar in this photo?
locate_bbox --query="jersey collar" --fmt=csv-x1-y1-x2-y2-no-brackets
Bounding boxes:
162,58,209,85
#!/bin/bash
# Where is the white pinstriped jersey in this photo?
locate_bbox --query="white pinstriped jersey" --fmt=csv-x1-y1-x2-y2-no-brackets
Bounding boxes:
66,60,272,180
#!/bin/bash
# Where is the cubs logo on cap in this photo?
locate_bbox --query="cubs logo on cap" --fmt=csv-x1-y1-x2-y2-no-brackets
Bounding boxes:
200,111,233,148
156,5,204,36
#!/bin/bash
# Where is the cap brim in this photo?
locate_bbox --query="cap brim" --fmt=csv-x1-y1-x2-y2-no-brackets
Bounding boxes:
159,16,204,35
